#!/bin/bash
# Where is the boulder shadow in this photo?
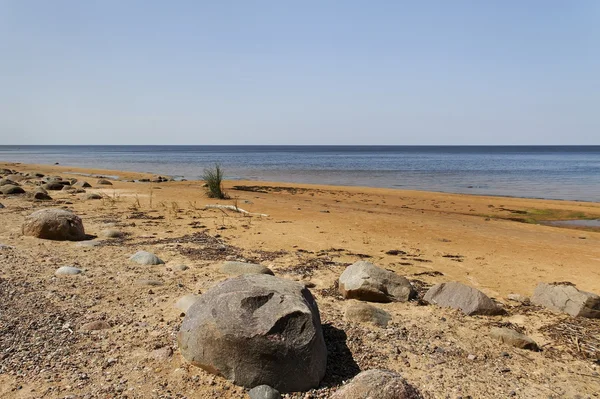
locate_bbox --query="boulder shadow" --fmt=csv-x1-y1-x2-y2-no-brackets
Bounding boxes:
321,323,360,387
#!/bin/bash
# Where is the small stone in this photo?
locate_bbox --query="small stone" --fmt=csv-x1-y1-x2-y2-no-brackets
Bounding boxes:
172,264,189,271
150,347,173,361
467,354,477,360
338,261,415,302
97,179,113,185
33,191,52,200
0,203,4,209
81,320,111,331
423,282,503,316
55,266,83,276
248,385,282,399
83,193,102,200
129,251,165,265
330,369,421,399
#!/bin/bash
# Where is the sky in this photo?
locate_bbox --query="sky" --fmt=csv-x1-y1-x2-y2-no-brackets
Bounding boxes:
0,1,599,145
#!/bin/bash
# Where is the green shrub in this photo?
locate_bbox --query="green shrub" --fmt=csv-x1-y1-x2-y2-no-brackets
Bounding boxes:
202,163,229,199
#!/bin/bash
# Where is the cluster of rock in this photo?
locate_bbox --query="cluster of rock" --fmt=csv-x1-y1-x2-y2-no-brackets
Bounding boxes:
14,203,600,398
0,169,104,201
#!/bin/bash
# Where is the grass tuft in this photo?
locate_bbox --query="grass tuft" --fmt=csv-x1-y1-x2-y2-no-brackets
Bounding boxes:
202,163,229,199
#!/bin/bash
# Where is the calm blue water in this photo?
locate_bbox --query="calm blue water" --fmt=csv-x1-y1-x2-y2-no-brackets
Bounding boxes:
1,146,599,202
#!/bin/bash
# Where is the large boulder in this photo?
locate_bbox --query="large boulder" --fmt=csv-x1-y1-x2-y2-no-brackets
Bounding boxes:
338,261,415,303
0,178,16,186
220,261,274,276
531,282,600,318
178,274,327,392
42,182,65,191
423,282,503,316
330,369,421,399
22,209,86,241
0,184,25,195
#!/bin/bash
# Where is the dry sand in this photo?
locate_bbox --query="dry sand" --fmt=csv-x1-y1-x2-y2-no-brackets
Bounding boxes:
1,162,599,398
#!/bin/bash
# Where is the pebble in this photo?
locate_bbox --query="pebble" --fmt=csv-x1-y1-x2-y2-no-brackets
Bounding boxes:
172,264,189,271
0,203,4,208
55,266,83,276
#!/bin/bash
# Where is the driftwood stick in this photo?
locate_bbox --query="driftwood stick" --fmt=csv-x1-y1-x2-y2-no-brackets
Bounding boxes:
204,204,268,217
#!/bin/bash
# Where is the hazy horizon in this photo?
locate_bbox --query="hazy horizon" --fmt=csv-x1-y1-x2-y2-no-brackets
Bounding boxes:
1,1,599,145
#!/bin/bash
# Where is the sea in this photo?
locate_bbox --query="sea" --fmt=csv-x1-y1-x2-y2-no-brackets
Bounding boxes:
0,145,599,202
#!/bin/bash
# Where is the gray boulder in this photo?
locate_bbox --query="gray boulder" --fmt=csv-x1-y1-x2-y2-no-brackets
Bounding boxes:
129,251,165,265
330,369,421,399
338,261,415,303
0,178,16,186
74,181,92,188
33,191,52,200
22,208,86,241
178,274,327,392
531,282,600,318
344,302,391,327
248,385,281,399
42,182,64,191
97,179,113,185
423,282,503,316
490,327,539,351
55,266,83,276
220,261,274,276
84,193,102,200
0,184,25,195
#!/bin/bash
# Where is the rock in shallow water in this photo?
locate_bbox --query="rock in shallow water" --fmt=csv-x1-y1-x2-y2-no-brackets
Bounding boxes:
55,266,83,276
178,274,327,392
129,251,164,265
338,261,415,303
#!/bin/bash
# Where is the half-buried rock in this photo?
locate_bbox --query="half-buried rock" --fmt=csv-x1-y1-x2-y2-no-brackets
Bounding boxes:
338,261,415,302
344,301,391,327
22,208,86,241
330,369,421,399
531,282,600,318
423,282,503,316
178,274,327,392
220,261,274,276
490,327,539,351
0,184,25,195
129,251,165,265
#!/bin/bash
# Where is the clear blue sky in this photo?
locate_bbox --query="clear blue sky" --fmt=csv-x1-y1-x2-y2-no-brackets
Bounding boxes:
1,1,598,145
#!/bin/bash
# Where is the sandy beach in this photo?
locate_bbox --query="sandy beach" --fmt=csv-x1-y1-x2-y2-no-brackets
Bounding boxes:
1,161,599,398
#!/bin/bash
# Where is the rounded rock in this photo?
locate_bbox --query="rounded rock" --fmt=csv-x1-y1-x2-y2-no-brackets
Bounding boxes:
55,266,83,276
178,274,327,392
129,251,165,265
22,208,86,241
